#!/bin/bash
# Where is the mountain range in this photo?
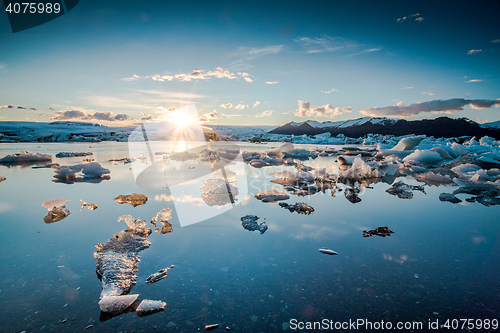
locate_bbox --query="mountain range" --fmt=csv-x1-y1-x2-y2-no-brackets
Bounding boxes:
268,116,500,139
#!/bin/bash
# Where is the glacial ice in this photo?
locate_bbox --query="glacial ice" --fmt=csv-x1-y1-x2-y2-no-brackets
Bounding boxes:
340,157,382,180
80,200,98,210
415,172,455,186
0,151,51,163
319,248,338,255
363,227,394,237
98,294,139,315
114,193,148,207
391,135,425,150
439,193,462,204
42,198,71,223
55,152,93,158
241,215,268,234
53,162,110,183
151,208,173,234
255,188,290,202
118,215,152,238
267,142,295,158
279,202,315,215
402,149,445,165
136,300,166,317
386,181,425,199
146,266,173,284
200,178,239,206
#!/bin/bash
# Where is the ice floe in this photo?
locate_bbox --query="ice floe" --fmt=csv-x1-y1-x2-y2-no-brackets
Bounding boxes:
151,209,173,234
439,193,462,204
363,227,394,237
53,162,110,183
118,215,152,237
114,193,148,207
55,152,93,158
98,294,139,315
279,202,315,215
241,215,268,234
340,157,382,180
136,300,166,317
200,178,239,206
386,181,425,199
255,188,290,203
80,200,98,210
146,265,174,284
0,151,51,164
42,198,71,223
319,248,338,255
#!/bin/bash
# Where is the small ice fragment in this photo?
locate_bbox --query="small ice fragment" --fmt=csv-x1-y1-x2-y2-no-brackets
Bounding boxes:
31,163,60,169
98,294,139,314
0,176,5,183
205,324,219,331
117,215,152,237
114,193,148,207
439,193,462,204
391,136,425,151
146,267,172,284
241,215,268,234
200,178,239,206
363,227,394,237
279,202,314,215
80,200,98,210
151,208,173,234
0,151,52,163
386,181,425,199
255,188,290,203
319,248,338,255
42,198,71,223
136,300,166,317
55,152,93,158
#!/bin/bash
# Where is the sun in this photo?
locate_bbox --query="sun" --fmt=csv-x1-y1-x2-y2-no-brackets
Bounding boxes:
170,110,192,128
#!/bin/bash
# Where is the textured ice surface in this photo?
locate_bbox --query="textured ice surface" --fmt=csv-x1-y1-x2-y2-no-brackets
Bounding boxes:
255,188,290,203
55,152,93,158
0,151,51,163
200,178,239,206
391,136,424,150
114,193,148,207
403,149,445,165
98,294,139,314
151,209,173,234
340,157,382,180
363,227,394,237
241,215,268,234
415,172,455,186
136,300,166,317
118,215,152,238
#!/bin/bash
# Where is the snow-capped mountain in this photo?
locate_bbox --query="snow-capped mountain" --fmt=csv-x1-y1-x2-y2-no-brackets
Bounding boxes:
269,116,500,139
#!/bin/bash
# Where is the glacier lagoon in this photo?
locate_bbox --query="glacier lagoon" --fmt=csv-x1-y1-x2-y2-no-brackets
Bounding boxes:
0,142,499,332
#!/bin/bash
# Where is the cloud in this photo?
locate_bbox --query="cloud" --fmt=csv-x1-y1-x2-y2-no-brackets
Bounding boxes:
347,47,382,57
467,49,483,55
256,110,274,118
234,103,246,110
154,194,173,202
123,67,253,83
359,98,500,117
228,45,284,70
295,35,357,53
266,81,278,85
220,112,242,118
0,105,13,109
253,101,260,108
402,87,414,90
491,39,500,43
467,79,483,83
17,106,26,109
200,110,219,121
397,13,423,22
322,88,338,94
50,110,129,121
421,91,434,96
293,100,352,118
221,103,233,109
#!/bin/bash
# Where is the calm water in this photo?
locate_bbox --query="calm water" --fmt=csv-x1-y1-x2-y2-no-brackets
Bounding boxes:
0,142,499,332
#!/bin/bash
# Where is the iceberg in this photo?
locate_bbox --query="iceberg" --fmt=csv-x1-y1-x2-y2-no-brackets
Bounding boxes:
118,215,152,238
402,149,444,165
340,157,382,180
241,215,268,234
114,193,148,207
391,135,425,150
439,193,462,204
415,172,455,187
0,151,51,163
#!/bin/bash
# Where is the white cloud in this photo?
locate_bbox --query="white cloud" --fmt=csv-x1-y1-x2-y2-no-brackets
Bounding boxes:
50,110,129,122
234,104,246,110
397,13,423,22
253,101,260,108
221,103,233,109
123,67,253,83
347,47,382,57
295,35,357,53
421,91,434,96
228,45,284,70
256,110,274,118
359,98,500,117
293,100,351,118
467,79,483,83
321,88,338,94
492,39,500,43
402,87,414,90
467,49,483,55
220,112,242,118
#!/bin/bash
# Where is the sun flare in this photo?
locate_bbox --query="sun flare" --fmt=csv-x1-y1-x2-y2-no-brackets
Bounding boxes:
170,110,192,128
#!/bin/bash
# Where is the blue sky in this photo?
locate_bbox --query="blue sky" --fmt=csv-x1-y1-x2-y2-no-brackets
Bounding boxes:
0,0,499,126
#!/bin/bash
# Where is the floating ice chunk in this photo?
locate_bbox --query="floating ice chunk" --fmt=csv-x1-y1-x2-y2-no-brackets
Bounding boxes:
450,142,467,156
94,230,151,298
337,154,360,166
53,165,83,180
429,147,454,160
451,163,480,180
0,176,5,183
480,136,495,146
146,266,173,284
98,294,139,315
386,181,425,199
0,151,52,163
439,193,462,204
42,198,71,223
31,163,60,169
340,157,382,180
402,149,444,165
118,215,152,237
80,200,98,210
391,135,425,150
249,159,268,168
344,187,361,203
416,172,455,186
241,215,268,234
282,148,310,159
200,178,239,206
151,209,173,234
319,248,338,255
363,227,394,237
267,143,295,158
114,193,148,207
79,162,110,178
136,300,166,317
255,188,290,202
279,202,315,215
56,152,93,158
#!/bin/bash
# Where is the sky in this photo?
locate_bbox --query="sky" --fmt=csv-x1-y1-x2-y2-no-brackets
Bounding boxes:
0,0,499,126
